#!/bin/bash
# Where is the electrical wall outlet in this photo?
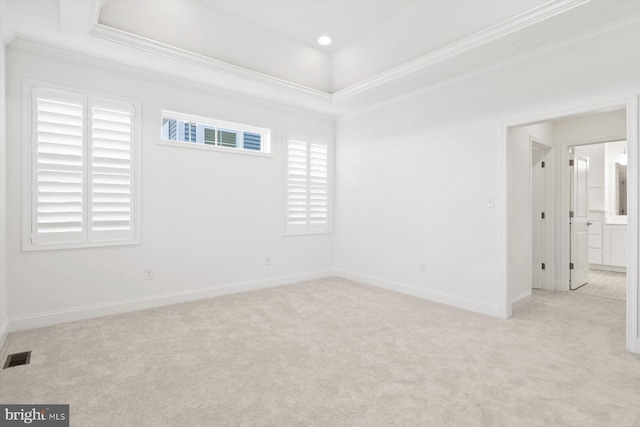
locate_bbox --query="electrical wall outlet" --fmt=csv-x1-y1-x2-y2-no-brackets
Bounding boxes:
265,257,271,266
144,269,153,280
486,197,495,208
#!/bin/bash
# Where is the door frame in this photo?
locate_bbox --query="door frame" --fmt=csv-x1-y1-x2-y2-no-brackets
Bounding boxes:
501,95,639,355
530,138,552,291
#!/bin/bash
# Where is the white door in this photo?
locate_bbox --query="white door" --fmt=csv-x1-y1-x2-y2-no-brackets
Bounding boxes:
532,147,546,289
570,151,590,290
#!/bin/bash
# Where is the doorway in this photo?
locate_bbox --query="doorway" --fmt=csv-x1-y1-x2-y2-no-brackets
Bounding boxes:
504,98,639,354
569,141,628,301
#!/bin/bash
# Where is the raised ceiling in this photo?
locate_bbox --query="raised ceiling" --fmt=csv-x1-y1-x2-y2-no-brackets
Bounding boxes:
198,0,415,54
5,0,640,115
97,0,549,92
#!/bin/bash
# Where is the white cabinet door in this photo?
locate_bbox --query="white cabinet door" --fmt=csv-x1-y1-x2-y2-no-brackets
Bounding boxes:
588,212,603,264
603,225,627,267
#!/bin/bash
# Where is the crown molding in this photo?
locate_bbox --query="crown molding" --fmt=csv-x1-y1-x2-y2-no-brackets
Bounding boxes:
88,1,591,107
12,3,639,118
89,1,589,106
337,13,640,119
332,0,590,102
8,38,337,121
89,23,331,103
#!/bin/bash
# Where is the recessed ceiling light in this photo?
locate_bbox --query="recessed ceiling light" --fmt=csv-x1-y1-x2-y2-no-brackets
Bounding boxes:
317,36,332,46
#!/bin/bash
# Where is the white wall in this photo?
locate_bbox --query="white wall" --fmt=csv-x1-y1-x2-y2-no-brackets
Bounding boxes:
553,109,626,146
0,0,10,346
507,122,554,307
5,48,334,330
334,27,640,318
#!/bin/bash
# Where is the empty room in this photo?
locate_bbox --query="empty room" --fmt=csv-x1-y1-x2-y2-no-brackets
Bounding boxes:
1,1,640,426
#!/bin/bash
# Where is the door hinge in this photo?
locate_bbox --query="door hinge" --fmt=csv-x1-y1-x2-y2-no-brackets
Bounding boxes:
541,212,545,219
542,263,546,270
569,159,574,167
541,161,545,168
569,263,574,270
569,211,574,218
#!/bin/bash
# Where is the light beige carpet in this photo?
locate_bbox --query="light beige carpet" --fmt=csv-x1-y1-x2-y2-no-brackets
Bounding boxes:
574,269,626,301
1,277,639,426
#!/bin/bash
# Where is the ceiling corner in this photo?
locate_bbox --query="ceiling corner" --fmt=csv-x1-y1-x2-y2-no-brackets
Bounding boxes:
59,0,101,35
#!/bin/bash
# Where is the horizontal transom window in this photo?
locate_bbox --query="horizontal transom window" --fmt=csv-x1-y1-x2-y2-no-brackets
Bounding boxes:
160,111,271,154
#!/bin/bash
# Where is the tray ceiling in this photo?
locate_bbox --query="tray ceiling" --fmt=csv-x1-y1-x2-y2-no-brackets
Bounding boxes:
5,0,640,115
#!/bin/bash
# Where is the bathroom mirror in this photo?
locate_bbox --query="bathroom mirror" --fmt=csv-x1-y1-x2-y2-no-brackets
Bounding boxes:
616,162,627,215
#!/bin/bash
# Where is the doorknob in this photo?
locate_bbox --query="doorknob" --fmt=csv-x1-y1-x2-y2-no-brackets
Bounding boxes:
587,222,593,226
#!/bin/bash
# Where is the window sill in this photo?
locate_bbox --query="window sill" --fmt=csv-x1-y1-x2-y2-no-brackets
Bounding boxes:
283,230,332,237
156,140,274,158
22,238,141,252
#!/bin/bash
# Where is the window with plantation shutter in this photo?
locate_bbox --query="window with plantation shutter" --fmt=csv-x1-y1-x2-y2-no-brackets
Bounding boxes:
286,134,330,233
89,100,134,240
33,92,85,243
309,144,329,227
287,139,308,230
26,86,140,250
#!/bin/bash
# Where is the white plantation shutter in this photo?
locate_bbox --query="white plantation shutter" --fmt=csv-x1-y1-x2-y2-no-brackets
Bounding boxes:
32,89,85,243
89,99,134,240
286,135,330,233
287,139,308,231
309,143,328,230
30,87,137,247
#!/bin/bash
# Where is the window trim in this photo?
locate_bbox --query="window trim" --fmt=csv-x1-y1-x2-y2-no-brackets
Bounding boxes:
158,110,273,158
22,80,142,252
284,132,332,236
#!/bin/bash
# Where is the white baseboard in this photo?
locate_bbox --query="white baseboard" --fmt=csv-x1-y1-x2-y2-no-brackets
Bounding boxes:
512,291,532,310
334,269,502,318
0,320,8,351
590,264,626,273
8,270,332,332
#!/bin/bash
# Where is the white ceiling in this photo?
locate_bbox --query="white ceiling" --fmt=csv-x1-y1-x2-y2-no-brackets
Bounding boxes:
4,0,640,115
97,0,549,92
200,0,415,54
